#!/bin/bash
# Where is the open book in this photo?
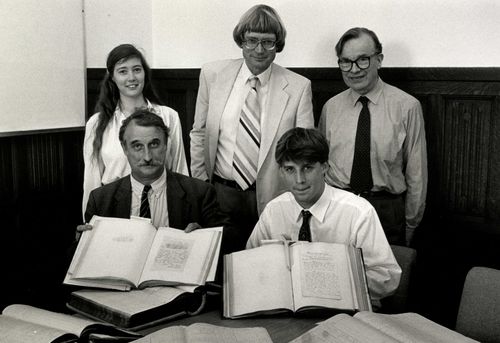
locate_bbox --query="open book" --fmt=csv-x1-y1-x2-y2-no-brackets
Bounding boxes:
0,304,140,343
67,285,205,330
132,323,273,343
224,241,371,319
289,311,479,343
64,216,222,291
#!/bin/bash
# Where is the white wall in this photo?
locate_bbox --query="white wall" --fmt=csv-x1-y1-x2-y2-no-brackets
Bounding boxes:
86,0,500,68
0,0,86,133
85,0,153,68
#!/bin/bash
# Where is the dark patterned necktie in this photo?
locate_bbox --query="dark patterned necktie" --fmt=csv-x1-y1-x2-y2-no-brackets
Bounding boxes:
299,210,312,242
350,96,373,193
140,185,152,218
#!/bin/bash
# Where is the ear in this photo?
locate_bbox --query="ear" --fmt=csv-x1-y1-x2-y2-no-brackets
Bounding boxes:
320,162,329,175
376,53,384,69
120,141,127,154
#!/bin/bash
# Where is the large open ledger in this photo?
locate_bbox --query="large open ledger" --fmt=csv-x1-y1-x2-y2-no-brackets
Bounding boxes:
132,322,273,343
0,304,139,343
224,241,371,318
64,216,222,291
289,311,479,343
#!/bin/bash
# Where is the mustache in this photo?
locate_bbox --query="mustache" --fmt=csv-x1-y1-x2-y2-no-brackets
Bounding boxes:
138,161,163,167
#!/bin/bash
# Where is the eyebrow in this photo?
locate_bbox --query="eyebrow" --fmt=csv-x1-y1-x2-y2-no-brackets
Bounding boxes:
116,64,143,70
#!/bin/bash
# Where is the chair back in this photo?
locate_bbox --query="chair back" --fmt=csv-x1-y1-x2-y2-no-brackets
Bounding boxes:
380,244,417,313
456,266,500,343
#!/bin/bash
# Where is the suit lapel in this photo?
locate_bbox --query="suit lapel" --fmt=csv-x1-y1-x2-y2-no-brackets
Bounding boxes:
259,64,289,169
207,60,243,167
166,171,190,229
113,177,132,218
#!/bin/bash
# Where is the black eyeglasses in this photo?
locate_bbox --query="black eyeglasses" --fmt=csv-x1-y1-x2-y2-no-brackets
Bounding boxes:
243,38,276,51
338,53,379,72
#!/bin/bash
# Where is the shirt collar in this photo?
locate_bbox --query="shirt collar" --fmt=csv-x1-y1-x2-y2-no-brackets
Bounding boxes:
130,168,167,194
348,77,384,106
241,61,272,87
290,183,331,224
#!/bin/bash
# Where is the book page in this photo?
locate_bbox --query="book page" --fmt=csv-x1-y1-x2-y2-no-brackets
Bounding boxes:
71,286,191,316
354,312,479,343
289,313,399,343
291,242,356,311
2,304,97,336
225,244,294,317
139,227,220,286
133,323,272,343
0,316,76,343
72,217,157,287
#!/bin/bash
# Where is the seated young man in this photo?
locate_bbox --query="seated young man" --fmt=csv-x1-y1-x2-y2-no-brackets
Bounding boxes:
246,127,401,303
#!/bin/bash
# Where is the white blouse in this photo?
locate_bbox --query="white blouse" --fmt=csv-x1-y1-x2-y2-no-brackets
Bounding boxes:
82,101,188,218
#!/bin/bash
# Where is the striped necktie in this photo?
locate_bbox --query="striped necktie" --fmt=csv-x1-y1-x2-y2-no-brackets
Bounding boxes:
233,76,261,190
140,185,152,218
350,96,373,193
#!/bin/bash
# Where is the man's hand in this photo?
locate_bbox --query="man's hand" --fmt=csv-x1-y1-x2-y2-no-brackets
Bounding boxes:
75,224,92,241
184,222,202,233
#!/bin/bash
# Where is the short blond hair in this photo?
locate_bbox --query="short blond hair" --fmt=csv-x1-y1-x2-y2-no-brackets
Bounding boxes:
233,4,286,53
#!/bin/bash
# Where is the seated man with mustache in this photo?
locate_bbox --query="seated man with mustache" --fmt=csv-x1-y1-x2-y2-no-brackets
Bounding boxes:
78,109,235,266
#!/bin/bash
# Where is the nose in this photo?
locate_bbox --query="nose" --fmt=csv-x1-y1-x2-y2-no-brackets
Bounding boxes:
295,170,305,184
255,42,265,53
350,62,361,73
127,71,136,81
143,148,152,162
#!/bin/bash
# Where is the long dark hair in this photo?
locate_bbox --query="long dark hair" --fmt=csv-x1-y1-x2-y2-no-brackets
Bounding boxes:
91,44,162,159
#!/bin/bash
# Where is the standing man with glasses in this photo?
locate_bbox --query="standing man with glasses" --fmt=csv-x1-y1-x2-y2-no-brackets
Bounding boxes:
319,27,427,246
190,4,314,252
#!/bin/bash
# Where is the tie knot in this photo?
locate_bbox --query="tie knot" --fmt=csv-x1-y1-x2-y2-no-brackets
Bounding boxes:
248,76,259,89
358,96,369,107
301,210,312,219
142,185,152,194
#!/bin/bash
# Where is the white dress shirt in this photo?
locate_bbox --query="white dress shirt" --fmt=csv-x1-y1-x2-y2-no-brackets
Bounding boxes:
214,62,272,180
247,184,401,301
82,100,188,218
130,169,168,228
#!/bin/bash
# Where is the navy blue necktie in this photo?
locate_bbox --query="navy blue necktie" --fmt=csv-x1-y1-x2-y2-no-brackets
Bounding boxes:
350,96,373,193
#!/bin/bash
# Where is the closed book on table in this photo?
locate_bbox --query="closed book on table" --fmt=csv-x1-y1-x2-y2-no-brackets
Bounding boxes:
67,286,206,330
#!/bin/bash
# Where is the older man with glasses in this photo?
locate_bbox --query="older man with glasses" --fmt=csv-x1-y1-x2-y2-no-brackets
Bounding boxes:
190,4,313,252
319,27,427,246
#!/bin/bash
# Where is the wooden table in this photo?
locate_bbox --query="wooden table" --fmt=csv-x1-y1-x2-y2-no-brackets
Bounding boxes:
139,295,328,343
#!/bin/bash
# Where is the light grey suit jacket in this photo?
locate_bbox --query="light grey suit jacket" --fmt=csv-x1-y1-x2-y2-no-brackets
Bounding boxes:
190,59,314,213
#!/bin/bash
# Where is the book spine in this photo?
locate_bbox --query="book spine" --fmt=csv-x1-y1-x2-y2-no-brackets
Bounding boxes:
348,246,372,312
67,295,130,328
